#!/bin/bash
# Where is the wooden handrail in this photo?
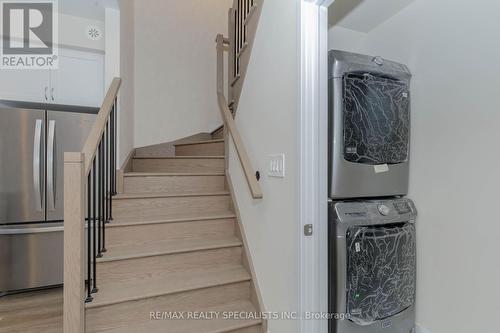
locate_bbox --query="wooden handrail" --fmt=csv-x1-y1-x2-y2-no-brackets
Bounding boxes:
82,77,121,175
216,34,263,199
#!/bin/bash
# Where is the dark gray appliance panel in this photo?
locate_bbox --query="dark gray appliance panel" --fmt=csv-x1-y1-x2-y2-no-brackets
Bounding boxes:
46,110,96,221
346,222,416,325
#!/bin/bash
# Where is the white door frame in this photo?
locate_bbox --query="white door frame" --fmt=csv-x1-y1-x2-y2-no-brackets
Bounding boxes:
298,1,333,332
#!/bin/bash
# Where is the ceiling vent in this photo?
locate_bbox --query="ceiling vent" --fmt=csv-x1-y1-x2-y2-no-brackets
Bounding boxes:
86,25,103,41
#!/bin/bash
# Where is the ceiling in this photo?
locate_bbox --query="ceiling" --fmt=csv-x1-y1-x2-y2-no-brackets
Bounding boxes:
328,0,415,33
58,0,118,21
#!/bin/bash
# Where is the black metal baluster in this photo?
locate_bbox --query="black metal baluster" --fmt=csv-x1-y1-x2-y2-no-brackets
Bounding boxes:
104,124,108,224
233,10,237,78
92,158,98,293
101,135,107,253
240,0,243,49
85,172,93,303
97,142,103,258
236,1,240,57
113,99,118,195
109,105,114,221
106,119,111,223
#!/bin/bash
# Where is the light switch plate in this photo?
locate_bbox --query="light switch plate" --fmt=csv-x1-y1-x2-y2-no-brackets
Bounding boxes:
268,154,285,178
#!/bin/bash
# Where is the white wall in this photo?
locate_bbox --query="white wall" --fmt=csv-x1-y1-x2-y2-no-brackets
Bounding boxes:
105,7,120,88
329,1,500,332
132,0,232,148
118,0,135,166
228,1,300,332
59,13,105,52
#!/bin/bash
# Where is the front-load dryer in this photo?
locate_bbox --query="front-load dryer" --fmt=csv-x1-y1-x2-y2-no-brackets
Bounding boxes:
328,198,417,333
329,50,412,199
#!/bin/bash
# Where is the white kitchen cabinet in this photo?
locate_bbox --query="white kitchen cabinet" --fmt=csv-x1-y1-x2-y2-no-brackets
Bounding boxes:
0,68,50,103
0,48,104,107
51,49,104,107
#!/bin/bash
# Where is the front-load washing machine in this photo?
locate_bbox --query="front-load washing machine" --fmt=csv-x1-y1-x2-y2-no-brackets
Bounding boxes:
329,50,412,199
328,198,417,333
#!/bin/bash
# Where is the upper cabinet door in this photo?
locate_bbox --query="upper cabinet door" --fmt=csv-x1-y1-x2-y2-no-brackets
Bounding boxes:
50,48,104,107
0,68,50,103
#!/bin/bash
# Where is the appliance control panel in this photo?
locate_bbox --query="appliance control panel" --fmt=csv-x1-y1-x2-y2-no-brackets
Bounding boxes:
332,199,417,225
377,204,391,216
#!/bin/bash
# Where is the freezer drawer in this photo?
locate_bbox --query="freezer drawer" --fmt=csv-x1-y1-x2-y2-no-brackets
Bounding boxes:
0,223,63,294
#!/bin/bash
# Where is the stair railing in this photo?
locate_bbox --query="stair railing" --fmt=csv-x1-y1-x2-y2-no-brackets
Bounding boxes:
228,0,264,113
63,78,121,333
217,35,262,199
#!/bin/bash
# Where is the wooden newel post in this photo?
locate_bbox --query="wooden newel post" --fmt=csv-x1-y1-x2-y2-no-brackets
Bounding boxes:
63,152,85,333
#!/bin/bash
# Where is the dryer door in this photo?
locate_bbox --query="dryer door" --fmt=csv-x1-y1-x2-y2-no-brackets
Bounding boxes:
343,73,410,165
345,222,416,325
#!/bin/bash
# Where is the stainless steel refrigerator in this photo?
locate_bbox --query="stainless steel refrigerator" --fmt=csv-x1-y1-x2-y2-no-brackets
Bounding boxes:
0,101,96,295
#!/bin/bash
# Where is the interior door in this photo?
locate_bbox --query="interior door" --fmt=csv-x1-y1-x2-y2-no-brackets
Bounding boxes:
50,48,104,107
0,108,46,224
345,222,416,325
0,69,50,103
46,110,96,221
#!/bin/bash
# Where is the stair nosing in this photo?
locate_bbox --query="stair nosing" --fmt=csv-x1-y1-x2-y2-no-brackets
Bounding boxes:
114,191,230,200
124,172,226,177
107,213,236,228
133,155,225,160
174,139,224,147
85,275,251,309
97,240,243,263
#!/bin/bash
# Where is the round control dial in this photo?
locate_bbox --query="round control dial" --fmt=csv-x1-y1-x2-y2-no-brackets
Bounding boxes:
372,56,384,66
378,204,391,216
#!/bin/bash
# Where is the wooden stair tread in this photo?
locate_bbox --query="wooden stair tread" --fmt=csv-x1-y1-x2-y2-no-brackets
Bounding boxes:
86,264,251,308
86,300,261,333
174,139,224,146
109,212,236,227
114,191,229,200
99,236,242,262
133,155,224,160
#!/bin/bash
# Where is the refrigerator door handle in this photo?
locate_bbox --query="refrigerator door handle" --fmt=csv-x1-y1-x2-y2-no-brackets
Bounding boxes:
47,120,56,211
33,119,43,212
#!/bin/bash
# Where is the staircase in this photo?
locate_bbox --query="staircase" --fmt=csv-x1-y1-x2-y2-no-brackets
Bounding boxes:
84,137,265,333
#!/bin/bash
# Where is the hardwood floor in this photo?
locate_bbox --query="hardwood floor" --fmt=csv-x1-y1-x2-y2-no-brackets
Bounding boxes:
0,288,63,333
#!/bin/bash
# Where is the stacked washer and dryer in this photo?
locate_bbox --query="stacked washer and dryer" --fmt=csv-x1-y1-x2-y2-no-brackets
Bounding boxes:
328,50,417,333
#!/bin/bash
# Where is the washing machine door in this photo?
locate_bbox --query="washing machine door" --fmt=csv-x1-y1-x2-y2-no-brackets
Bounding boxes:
345,222,416,325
